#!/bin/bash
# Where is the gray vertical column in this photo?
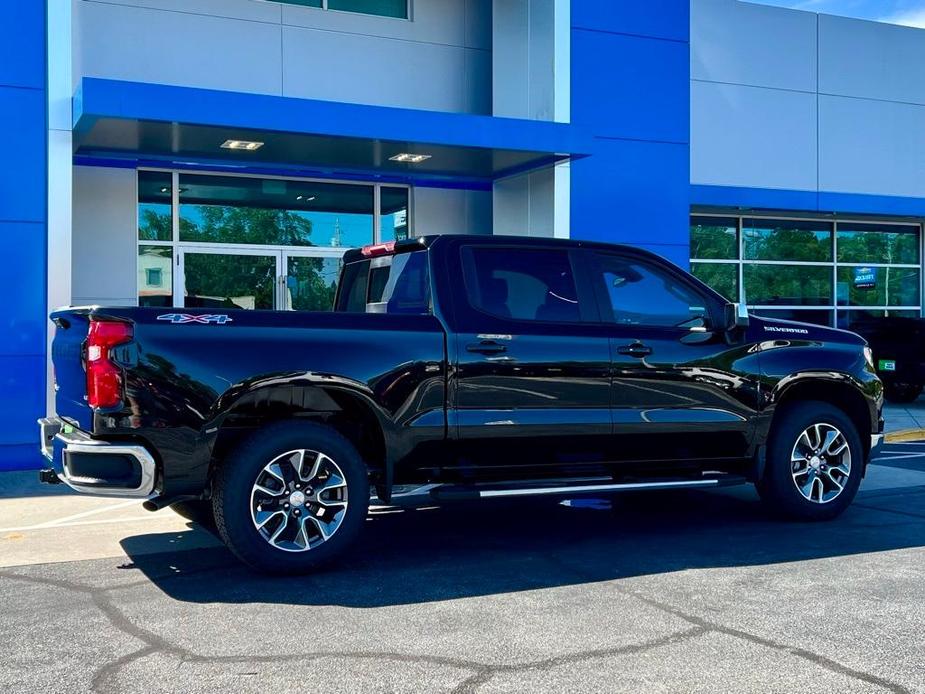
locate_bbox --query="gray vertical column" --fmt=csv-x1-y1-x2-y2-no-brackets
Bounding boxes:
491,0,570,238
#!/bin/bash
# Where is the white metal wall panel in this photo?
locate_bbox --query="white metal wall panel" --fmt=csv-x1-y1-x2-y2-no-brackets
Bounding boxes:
691,80,817,191
75,0,491,114
820,14,925,106
282,25,488,113
691,0,817,93
414,187,492,235
819,95,925,199
71,166,139,306
77,1,283,96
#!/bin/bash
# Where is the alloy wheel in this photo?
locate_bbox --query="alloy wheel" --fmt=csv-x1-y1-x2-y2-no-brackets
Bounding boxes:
249,449,348,552
790,423,852,504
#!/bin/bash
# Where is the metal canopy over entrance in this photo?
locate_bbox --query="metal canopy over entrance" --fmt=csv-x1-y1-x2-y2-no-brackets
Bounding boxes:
73,78,591,185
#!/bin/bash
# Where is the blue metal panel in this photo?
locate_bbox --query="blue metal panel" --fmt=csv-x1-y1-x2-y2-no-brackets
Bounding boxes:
571,28,689,144
0,355,46,442
692,184,925,218
571,138,689,248
0,4,46,471
691,185,819,213
0,87,47,223
0,445,43,473
572,0,689,43
0,223,47,358
570,3,691,253
0,3,45,90
75,78,592,161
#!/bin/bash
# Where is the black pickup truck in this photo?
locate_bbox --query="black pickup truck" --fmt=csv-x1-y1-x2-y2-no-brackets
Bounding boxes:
39,235,884,574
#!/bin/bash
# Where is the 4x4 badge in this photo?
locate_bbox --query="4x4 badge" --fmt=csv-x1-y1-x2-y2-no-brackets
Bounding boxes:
157,313,233,325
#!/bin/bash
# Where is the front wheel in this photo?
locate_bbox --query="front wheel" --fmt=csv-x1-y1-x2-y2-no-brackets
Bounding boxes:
757,401,863,521
212,421,370,574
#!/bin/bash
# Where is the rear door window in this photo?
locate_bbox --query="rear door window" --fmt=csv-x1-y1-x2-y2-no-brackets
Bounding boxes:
462,246,585,323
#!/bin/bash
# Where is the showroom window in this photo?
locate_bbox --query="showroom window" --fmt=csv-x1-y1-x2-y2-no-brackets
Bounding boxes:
274,0,409,19
138,170,411,310
690,214,923,328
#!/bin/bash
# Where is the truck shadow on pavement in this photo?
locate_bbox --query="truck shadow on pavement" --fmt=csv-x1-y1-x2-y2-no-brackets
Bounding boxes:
119,485,925,607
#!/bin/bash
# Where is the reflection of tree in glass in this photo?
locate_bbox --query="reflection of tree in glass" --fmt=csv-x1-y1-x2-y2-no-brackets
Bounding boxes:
288,257,338,311
139,208,171,241
745,227,831,262
837,231,918,265
690,225,737,260
185,254,277,309
691,263,736,301
187,206,315,246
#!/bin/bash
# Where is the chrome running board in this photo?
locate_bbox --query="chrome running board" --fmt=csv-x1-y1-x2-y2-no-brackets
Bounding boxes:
428,474,746,502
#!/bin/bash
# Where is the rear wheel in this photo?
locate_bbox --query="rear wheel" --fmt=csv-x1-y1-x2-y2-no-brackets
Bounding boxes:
883,383,922,404
212,421,369,574
758,401,863,521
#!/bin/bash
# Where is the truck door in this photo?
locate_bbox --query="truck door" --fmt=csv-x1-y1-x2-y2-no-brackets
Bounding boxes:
449,242,613,470
588,250,759,463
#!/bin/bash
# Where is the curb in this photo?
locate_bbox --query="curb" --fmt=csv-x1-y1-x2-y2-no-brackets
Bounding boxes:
884,429,925,443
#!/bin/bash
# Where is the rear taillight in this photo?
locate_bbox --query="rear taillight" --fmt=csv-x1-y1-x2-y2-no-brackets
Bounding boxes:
86,320,133,409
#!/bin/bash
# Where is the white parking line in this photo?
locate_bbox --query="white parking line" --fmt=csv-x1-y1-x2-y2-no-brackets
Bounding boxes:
0,499,143,533
0,514,167,534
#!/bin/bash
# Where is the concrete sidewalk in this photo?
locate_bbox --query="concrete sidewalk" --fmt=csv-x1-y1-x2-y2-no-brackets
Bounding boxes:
883,398,925,438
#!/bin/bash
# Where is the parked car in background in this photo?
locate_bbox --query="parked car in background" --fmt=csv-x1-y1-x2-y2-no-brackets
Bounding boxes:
850,316,925,403
39,235,883,574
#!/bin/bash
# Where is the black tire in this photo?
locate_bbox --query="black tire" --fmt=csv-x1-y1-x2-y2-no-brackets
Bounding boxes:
883,383,922,404
212,420,369,575
757,401,863,521
170,499,216,531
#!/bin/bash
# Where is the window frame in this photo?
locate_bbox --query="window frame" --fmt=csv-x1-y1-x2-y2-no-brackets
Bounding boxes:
690,212,925,328
273,0,412,21
458,244,600,327
136,168,411,309
589,250,723,332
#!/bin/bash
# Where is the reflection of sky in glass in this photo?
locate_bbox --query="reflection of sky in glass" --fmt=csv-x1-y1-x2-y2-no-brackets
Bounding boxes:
179,205,372,247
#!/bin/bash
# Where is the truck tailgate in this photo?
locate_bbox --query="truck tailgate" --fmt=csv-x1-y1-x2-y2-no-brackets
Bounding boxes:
50,308,94,430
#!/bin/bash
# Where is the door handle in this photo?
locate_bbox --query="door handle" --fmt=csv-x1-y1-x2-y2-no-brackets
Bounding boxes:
466,340,507,355
617,342,652,358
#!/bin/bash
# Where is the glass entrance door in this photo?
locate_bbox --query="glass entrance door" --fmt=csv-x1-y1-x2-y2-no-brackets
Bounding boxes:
283,252,342,311
178,248,344,311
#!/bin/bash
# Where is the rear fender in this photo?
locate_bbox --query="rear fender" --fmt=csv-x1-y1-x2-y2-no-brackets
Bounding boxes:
205,371,399,491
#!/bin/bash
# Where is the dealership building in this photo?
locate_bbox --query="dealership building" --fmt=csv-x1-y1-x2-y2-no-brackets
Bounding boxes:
2,0,925,469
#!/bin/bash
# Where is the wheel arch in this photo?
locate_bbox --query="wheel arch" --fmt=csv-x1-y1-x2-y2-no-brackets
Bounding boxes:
766,375,876,460
206,381,391,493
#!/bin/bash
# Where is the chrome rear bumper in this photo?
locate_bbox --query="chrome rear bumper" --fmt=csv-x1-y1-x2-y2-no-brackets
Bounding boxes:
38,417,157,497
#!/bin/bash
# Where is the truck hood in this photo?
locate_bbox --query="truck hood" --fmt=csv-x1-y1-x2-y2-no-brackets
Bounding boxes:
749,314,866,346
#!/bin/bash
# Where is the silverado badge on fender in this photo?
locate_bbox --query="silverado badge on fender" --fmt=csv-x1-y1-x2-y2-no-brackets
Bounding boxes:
156,313,233,325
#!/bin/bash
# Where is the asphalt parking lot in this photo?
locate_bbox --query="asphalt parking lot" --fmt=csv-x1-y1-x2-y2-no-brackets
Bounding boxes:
2,444,924,694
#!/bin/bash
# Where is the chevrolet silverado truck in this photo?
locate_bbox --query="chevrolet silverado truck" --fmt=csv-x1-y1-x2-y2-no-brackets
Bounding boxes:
39,235,884,574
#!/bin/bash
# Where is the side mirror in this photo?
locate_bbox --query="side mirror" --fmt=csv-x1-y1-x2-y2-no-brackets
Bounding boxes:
725,302,749,331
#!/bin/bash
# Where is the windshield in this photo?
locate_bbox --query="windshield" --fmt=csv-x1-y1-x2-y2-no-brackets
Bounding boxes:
334,250,431,315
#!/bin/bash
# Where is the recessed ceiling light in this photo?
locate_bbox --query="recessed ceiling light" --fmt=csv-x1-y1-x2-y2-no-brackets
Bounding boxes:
389,153,432,163
221,139,265,151
296,195,316,202
160,187,170,193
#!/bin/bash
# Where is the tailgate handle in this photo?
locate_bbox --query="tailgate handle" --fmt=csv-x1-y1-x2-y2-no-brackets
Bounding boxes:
467,340,507,355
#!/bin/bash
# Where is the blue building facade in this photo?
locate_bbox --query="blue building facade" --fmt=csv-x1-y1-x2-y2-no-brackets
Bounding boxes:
3,0,924,470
